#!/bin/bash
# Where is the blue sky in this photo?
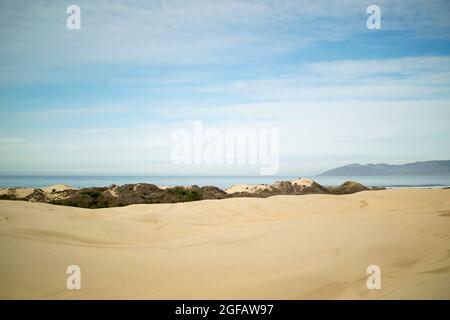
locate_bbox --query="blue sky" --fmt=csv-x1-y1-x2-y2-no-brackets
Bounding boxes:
0,0,450,175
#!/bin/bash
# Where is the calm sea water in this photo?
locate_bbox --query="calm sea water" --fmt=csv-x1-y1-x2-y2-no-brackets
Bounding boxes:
0,175,449,189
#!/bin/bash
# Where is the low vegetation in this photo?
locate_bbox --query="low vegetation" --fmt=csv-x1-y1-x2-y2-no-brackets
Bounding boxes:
1,180,384,209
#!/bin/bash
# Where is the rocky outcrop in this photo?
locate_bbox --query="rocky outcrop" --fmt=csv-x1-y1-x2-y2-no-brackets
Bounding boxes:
47,184,229,208
328,181,369,195
0,179,373,208
276,178,329,194
225,184,275,194
226,178,329,196
24,189,47,202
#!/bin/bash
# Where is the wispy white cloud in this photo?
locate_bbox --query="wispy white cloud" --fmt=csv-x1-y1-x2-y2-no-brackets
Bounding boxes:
1,0,449,76
189,56,450,101
16,56,450,122
305,56,450,78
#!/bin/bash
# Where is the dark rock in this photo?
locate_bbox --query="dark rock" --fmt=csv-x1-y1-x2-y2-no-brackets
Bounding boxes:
2,179,374,209
329,181,369,194
25,189,47,202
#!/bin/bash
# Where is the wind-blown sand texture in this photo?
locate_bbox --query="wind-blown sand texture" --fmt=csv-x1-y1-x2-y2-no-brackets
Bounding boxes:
0,189,449,299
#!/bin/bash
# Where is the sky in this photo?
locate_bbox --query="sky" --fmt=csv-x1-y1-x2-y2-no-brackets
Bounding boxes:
0,0,450,176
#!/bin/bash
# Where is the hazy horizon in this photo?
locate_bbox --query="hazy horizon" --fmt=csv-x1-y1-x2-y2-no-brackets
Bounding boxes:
1,159,450,177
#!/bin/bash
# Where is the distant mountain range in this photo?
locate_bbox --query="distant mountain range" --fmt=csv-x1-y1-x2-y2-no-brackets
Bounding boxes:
320,160,450,176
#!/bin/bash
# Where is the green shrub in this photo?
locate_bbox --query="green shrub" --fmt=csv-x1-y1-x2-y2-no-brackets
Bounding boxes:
167,187,201,202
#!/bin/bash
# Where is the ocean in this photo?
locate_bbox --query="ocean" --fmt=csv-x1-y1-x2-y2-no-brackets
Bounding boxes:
0,175,449,189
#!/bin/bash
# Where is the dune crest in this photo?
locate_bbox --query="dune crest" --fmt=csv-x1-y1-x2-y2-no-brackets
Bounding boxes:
0,179,377,208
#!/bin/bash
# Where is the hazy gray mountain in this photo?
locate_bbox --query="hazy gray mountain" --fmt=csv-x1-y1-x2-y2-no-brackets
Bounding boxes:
320,160,450,176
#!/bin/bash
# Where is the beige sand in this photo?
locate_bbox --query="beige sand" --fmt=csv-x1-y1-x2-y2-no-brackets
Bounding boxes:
41,184,75,193
0,187,34,198
0,184,76,201
225,178,315,194
0,189,449,299
225,183,273,194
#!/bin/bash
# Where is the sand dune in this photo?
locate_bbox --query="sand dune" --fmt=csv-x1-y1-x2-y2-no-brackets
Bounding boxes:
0,189,449,299
41,184,76,193
224,178,324,194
